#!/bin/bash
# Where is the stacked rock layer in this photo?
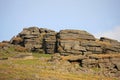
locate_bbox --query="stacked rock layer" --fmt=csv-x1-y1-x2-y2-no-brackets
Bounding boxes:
10,27,120,54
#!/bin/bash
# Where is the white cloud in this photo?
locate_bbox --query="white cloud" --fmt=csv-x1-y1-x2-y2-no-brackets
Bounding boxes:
95,26,120,41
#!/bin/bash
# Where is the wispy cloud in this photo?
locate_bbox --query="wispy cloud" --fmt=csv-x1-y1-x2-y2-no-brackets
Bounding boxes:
95,26,120,41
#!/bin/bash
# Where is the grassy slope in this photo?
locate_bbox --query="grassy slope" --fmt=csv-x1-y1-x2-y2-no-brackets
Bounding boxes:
0,43,118,80
0,53,118,80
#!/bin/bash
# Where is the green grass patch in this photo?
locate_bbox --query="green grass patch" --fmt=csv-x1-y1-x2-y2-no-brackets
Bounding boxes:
13,59,39,65
32,52,52,58
91,67,101,72
0,52,15,59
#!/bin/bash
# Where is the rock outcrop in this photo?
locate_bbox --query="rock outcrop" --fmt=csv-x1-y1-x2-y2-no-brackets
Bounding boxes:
10,26,120,54
57,30,102,55
10,27,56,53
100,37,120,53
64,54,120,78
2,26,120,78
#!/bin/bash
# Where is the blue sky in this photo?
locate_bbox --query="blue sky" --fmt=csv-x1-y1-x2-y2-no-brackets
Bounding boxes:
0,0,120,41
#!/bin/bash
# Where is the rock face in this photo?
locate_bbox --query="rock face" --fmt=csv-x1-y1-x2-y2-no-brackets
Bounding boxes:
100,37,120,53
57,30,95,40
57,30,102,55
10,27,56,53
43,32,57,54
10,26,120,54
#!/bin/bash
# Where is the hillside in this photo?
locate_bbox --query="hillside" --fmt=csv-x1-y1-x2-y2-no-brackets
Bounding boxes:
0,26,120,80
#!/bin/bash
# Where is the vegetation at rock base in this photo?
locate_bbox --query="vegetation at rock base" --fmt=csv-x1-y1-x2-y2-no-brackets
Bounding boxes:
0,46,118,80
0,57,118,80
0,45,118,80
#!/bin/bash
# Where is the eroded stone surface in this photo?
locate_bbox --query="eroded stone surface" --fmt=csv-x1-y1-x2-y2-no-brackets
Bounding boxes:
10,27,120,54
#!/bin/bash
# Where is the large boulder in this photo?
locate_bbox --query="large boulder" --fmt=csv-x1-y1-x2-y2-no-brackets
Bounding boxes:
57,30,95,40
56,29,102,55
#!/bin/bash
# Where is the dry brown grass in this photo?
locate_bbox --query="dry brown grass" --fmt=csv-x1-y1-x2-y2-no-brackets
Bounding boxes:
60,55,71,60
0,59,117,80
95,39,112,47
11,37,23,44
0,42,8,48
89,53,120,58
57,46,64,52
60,55,84,61
13,37,23,42
14,46,28,52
